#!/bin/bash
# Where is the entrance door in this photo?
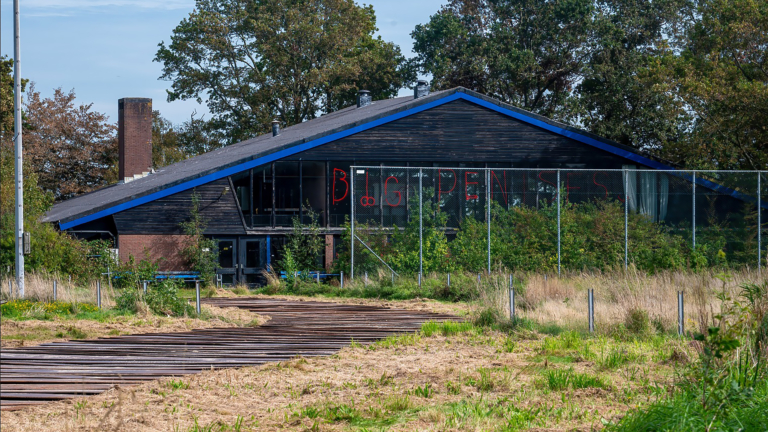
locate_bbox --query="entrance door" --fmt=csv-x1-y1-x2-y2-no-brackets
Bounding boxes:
238,238,264,285
216,238,237,285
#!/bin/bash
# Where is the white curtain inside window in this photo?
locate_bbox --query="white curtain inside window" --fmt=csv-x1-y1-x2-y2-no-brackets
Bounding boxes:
623,165,637,212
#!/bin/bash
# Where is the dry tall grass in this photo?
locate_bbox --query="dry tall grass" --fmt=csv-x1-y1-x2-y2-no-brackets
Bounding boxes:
480,267,764,334
1,272,116,308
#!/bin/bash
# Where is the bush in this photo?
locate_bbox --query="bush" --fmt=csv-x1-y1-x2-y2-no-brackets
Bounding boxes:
116,279,195,317
624,308,651,335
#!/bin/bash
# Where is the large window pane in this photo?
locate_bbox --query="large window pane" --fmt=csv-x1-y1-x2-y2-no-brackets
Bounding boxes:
252,165,273,227
302,161,326,225
329,161,352,227
275,162,300,226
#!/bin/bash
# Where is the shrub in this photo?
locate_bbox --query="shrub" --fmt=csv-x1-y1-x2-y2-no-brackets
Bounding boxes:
624,308,651,335
116,279,195,317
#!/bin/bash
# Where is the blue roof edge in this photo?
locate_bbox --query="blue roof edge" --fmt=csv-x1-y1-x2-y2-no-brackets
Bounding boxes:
59,91,763,230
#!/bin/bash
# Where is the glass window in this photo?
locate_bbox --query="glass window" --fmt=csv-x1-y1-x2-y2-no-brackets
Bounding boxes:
302,162,326,226
275,162,300,226
329,161,352,227
218,240,234,268
251,165,273,227
231,171,251,221
244,240,260,268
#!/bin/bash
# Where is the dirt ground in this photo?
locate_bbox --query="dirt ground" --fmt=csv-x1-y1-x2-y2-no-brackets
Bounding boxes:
0,304,266,348
0,325,683,431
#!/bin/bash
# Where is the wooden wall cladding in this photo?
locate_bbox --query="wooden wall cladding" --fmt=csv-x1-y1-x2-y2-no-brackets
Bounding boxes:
289,99,627,167
113,178,245,235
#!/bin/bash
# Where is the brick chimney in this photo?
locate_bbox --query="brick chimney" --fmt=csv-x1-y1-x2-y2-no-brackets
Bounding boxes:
118,98,152,182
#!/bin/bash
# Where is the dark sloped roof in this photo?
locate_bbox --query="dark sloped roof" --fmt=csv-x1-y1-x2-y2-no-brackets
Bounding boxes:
46,87,672,229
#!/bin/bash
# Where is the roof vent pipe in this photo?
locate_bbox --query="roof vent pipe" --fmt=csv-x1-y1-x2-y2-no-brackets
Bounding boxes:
414,80,430,99
271,120,280,137
357,90,371,108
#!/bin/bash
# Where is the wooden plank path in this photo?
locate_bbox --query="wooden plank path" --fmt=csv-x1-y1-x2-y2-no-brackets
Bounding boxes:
0,298,457,410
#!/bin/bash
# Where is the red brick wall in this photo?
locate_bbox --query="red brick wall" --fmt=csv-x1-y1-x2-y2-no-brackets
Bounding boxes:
118,98,152,181
118,234,192,271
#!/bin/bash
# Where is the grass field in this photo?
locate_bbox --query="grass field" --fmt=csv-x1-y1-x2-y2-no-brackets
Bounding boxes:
1,269,765,431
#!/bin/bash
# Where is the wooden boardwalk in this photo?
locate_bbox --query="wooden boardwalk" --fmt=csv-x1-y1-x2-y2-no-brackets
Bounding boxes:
0,298,457,411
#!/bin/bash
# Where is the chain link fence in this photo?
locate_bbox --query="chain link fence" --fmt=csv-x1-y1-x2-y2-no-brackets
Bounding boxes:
349,167,766,278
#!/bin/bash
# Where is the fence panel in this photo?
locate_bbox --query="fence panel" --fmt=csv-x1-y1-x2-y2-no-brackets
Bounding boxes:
351,167,765,276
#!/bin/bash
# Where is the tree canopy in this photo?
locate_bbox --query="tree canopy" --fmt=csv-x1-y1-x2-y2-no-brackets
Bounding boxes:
412,0,768,170
155,0,414,144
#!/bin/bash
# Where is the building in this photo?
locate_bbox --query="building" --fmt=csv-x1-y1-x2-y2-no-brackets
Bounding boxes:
45,84,737,284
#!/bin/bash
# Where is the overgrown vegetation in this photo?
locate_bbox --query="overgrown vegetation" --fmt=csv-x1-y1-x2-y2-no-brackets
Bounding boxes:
344,192,759,276
180,191,217,285
278,206,325,280
608,281,768,431
115,278,196,317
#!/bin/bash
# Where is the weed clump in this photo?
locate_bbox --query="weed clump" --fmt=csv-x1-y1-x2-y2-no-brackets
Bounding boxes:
624,308,651,335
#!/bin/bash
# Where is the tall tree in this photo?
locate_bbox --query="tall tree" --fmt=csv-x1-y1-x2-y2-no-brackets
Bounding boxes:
24,85,118,200
665,0,768,170
412,0,594,120
155,0,414,144
577,0,692,151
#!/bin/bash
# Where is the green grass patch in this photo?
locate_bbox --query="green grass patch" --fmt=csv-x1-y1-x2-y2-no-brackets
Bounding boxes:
421,320,475,337
540,368,610,391
0,299,126,321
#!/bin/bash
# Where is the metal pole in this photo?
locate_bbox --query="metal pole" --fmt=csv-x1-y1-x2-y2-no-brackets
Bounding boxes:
340,271,344,289
364,271,368,285
107,266,112,290
509,274,515,321
589,288,595,333
13,0,24,298
419,168,423,277
758,174,762,274
195,280,201,315
477,273,481,283
486,169,491,274
678,291,684,336
143,280,148,295
692,171,696,251
316,271,320,284
351,168,355,280
557,170,561,276
624,169,629,270
53,280,57,301
97,280,101,309
447,273,450,287
391,271,394,284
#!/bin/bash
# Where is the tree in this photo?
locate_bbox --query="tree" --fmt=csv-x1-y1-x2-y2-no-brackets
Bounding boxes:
663,0,768,170
577,0,692,151
24,85,118,200
412,0,594,120
0,56,28,136
155,0,414,144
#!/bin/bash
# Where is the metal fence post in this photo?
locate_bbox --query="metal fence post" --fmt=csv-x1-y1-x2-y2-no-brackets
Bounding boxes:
143,280,148,295
678,290,685,336
364,271,368,285
692,171,696,251
477,273,481,283
486,169,491,274
447,273,451,287
588,288,594,333
195,280,201,315
351,168,355,280
340,271,344,289
97,280,101,310
391,271,395,284
509,274,515,321
557,169,561,276
624,169,628,270
53,280,57,301
419,168,423,277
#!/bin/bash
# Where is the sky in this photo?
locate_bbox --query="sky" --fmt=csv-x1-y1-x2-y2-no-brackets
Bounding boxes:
0,0,443,125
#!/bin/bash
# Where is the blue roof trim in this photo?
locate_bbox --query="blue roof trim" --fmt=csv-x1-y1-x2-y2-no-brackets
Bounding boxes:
61,93,464,230
60,90,765,230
